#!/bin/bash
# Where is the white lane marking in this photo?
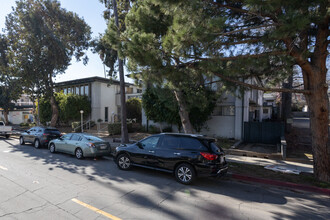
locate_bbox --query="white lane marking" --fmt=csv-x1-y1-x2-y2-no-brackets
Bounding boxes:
0,165,8,171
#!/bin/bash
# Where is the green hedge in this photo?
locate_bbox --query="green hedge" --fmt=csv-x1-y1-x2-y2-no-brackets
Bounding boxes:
108,123,121,135
38,92,91,124
108,122,139,135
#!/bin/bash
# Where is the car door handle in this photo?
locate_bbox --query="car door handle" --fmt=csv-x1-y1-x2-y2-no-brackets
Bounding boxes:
149,150,155,153
174,152,181,155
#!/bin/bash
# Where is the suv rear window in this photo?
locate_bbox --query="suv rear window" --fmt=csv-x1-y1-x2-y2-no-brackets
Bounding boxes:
208,141,223,154
180,137,207,151
44,129,61,135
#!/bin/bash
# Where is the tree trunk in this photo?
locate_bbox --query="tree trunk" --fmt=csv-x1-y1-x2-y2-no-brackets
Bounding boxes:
50,95,59,127
282,75,293,132
112,0,129,144
119,58,129,143
36,97,40,126
3,109,9,125
305,73,330,182
174,90,194,134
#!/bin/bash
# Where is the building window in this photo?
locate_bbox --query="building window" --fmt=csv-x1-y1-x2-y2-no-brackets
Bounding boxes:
76,87,80,95
126,87,133,94
137,89,142,93
63,88,67,94
212,105,235,116
263,109,269,114
68,88,72,94
80,86,84,95
105,107,108,122
84,85,89,96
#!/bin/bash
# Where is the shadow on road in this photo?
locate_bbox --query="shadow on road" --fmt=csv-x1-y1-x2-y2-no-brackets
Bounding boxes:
6,141,329,219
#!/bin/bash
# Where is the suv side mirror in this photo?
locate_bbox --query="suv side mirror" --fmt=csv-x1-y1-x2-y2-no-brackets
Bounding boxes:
136,142,143,149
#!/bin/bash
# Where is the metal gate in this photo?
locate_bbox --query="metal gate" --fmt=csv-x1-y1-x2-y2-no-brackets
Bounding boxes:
243,122,284,144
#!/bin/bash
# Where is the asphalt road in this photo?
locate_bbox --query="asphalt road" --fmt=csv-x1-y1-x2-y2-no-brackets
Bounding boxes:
0,138,329,220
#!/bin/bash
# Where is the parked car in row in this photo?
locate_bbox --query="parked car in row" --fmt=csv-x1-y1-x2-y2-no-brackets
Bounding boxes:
0,121,12,139
48,133,111,159
114,133,228,184
19,127,62,148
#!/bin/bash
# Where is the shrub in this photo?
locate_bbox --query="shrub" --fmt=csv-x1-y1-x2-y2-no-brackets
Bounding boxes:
20,122,29,127
131,123,142,132
163,126,173,132
149,125,160,134
126,97,142,123
38,92,91,125
108,123,121,135
108,122,136,135
72,121,81,132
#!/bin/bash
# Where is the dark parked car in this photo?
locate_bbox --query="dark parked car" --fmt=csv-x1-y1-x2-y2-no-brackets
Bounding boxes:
114,133,228,184
19,127,61,148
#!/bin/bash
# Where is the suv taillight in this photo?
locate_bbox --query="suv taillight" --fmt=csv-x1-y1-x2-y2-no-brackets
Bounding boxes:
43,133,49,136
200,152,218,161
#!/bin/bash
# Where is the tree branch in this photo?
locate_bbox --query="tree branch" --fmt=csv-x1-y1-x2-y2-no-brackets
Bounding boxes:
206,0,275,20
211,72,311,94
192,51,287,61
283,38,313,75
211,24,276,36
210,38,260,47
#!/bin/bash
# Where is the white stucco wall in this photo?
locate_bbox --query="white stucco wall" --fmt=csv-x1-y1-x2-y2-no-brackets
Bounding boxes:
0,110,33,124
90,82,118,122
202,116,235,138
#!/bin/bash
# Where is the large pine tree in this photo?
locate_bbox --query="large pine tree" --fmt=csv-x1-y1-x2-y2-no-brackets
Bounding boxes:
117,0,329,181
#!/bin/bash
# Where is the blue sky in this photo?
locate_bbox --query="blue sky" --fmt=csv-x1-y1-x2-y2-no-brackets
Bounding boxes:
0,0,126,83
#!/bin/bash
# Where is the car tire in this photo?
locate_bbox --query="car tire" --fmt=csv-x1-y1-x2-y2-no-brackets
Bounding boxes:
175,163,196,185
34,139,41,149
75,148,84,159
117,154,131,170
20,136,25,145
5,134,10,139
49,143,56,153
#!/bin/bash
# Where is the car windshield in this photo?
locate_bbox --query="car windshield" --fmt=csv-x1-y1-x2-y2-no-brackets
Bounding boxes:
45,129,61,135
82,135,103,142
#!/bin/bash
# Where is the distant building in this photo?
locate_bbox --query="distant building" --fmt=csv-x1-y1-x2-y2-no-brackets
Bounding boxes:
0,94,34,124
142,77,264,140
55,76,142,123
262,93,278,120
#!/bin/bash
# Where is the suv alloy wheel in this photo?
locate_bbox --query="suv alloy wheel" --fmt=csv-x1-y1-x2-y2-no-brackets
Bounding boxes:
34,139,40,149
117,154,131,170
20,136,25,145
175,163,196,185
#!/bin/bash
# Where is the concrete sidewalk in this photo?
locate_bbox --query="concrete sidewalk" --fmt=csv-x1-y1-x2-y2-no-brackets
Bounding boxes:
226,154,313,174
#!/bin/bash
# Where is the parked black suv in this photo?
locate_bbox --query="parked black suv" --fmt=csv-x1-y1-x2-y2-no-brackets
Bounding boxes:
115,133,228,184
19,127,62,148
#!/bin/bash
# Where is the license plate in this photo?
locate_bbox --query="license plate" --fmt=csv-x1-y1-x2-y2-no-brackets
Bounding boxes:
100,145,107,150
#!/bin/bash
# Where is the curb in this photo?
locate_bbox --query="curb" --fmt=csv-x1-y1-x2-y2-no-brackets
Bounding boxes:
224,149,283,160
230,173,330,196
